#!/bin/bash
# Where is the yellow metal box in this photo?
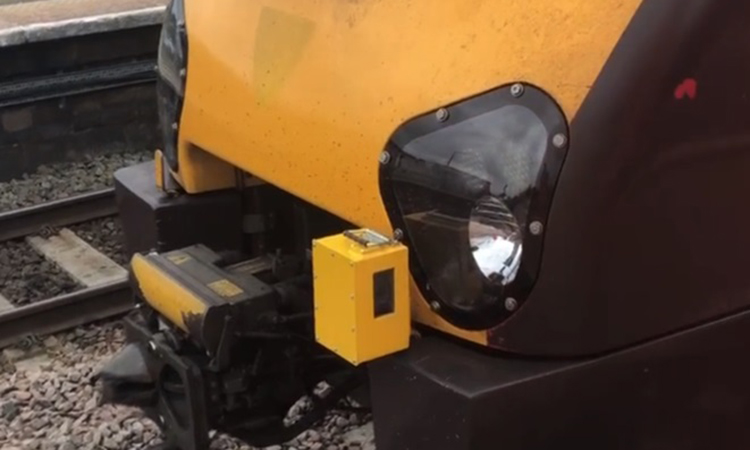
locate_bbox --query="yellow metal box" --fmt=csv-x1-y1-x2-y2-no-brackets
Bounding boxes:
312,229,410,365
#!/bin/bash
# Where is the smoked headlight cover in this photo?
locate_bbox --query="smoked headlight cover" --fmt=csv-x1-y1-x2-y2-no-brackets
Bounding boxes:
156,0,187,170
379,83,569,329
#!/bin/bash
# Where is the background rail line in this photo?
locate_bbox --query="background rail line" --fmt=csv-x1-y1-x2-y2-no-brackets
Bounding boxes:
0,188,117,242
0,280,131,349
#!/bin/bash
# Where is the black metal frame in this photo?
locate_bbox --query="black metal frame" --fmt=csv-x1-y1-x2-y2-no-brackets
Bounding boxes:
378,82,569,330
125,314,212,450
119,302,367,450
369,307,750,450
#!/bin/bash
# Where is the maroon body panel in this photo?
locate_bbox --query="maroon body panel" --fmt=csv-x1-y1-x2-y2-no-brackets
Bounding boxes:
490,0,750,355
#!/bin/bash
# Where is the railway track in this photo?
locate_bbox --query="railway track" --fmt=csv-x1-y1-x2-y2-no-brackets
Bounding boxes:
0,0,165,349
0,190,133,349
0,188,116,242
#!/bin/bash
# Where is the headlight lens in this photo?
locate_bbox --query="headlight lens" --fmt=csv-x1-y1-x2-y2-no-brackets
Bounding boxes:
156,0,187,170
469,196,522,284
379,83,568,329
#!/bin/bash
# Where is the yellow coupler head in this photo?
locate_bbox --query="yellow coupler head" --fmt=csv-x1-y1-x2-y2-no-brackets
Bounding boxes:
312,229,410,365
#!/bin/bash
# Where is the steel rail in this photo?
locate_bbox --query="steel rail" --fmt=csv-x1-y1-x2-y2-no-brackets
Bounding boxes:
0,59,157,108
0,280,132,349
0,188,117,242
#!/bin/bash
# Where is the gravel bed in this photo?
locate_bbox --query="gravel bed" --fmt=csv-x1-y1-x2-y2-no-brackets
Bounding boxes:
0,218,128,306
0,239,79,305
0,321,162,450
0,321,376,450
68,218,128,267
0,151,151,212
0,150,149,304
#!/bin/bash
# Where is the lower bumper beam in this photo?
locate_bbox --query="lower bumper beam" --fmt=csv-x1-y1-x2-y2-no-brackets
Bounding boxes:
369,310,750,450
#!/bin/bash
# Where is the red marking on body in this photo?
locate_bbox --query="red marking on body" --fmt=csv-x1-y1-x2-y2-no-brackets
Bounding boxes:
674,78,697,100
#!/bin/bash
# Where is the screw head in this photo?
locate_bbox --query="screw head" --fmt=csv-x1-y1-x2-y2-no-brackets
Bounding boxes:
529,221,544,235
436,108,450,122
379,151,391,165
430,301,441,311
393,228,404,241
510,83,525,98
552,133,568,148
504,297,518,311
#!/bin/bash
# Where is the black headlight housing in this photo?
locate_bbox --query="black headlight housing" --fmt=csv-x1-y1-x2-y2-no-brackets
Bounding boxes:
379,83,569,330
156,0,188,171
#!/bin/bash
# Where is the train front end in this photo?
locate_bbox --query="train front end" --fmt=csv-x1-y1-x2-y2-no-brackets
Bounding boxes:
98,1,750,449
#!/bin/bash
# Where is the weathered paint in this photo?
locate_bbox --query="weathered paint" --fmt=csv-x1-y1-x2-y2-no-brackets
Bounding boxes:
131,253,207,331
174,0,643,344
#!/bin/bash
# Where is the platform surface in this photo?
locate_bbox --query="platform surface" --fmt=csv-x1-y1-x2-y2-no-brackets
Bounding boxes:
0,0,166,46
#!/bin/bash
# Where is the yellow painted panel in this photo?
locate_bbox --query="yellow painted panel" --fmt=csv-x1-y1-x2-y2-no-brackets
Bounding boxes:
154,150,164,191
353,246,410,365
207,279,244,298
131,254,207,331
313,238,358,361
173,144,236,193
312,231,410,365
176,0,642,342
179,0,642,217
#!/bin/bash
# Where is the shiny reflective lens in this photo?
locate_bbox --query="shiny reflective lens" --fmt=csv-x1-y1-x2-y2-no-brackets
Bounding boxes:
379,84,568,328
394,104,547,307
469,196,523,284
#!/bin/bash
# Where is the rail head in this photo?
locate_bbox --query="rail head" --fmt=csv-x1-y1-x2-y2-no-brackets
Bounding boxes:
0,188,117,242
0,280,133,349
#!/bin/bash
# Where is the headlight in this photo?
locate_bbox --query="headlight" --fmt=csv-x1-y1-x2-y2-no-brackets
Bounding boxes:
379,83,569,329
156,0,187,170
